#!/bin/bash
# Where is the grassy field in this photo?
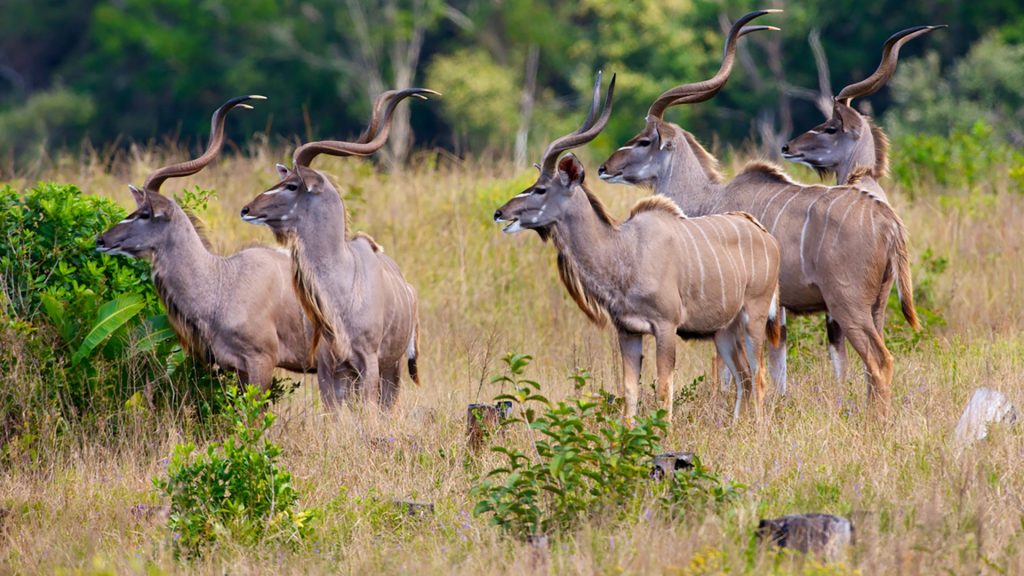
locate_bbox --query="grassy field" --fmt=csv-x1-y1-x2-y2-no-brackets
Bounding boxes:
2,143,1024,575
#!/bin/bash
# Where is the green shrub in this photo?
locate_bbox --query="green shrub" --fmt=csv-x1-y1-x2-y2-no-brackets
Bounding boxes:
154,386,318,558
471,353,741,540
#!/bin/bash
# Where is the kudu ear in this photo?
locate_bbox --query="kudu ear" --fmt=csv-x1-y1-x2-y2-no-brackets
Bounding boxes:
128,184,146,208
557,154,585,187
833,103,863,133
275,163,290,179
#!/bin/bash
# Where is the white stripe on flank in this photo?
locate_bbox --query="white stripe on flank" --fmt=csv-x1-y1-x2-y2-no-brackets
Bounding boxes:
679,224,706,300
816,189,852,263
832,195,860,248
759,189,787,220
725,217,747,285
770,192,801,235
799,195,824,279
711,218,742,303
694,223,727,311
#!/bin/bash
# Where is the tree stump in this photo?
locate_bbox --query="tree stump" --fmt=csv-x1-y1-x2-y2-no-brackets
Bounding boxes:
467,403,511,450
650,451,695,480
757,513,854,561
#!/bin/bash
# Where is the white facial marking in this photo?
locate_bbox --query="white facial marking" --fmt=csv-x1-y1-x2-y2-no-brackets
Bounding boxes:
502,220,524,234
616,144,635,152
118,217,137,224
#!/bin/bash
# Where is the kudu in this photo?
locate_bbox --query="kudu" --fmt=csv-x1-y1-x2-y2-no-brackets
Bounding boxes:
782,26,946,200
494,73,782,423
598,13,919,418
96,95,315,389
240,89,433,410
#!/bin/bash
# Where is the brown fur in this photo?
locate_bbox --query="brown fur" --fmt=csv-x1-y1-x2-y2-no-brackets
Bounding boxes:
724,210,771,234
766,289,782,348
738,161,798,185
287,237,338,363
152,273,215,365
629,195,687,220
683,131,724,184
869,121,890,180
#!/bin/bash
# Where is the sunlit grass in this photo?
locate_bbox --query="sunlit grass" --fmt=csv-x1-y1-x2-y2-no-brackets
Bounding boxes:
2,145,1023,574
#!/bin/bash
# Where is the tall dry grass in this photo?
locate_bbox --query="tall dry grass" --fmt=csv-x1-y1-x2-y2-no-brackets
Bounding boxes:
2,144,1023,574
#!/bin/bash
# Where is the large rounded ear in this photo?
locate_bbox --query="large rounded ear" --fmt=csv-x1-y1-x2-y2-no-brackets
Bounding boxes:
833,102,863,133
275,163,290,179
557,153,585,187
128,184,147,208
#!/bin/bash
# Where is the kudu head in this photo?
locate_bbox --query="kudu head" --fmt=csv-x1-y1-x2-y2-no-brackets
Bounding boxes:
598,10,780,186
494,72,615,235
96,95,264,259
240,88,437,240
782,25,945,179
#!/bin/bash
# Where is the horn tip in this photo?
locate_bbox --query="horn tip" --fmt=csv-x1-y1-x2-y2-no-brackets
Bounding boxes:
766,26,782,31
764,8,784,13
238,104,254,110
249,95,268,100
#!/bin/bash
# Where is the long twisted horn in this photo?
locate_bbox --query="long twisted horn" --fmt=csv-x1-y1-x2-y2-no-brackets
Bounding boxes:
143,95,265,194
357,89,400,144
292,88,439,167
540,71,616,175
836,25,946,105
648,10,781,119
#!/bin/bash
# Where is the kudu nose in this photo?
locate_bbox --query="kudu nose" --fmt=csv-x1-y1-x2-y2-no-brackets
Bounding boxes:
493,209,503,221
95,236,105,247
781,143,790,154
240,206,250,217
597,165,607,175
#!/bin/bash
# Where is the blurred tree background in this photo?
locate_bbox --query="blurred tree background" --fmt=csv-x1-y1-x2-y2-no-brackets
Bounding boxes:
1,0,1022,175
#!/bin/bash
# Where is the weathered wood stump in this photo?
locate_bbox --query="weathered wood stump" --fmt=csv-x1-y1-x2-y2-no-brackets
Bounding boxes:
467,402,513,450
757,513,853,561
954,387,1018,447
650,451,695,480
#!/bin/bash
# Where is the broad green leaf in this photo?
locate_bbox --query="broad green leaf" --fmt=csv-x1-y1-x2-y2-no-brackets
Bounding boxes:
71,294,145,365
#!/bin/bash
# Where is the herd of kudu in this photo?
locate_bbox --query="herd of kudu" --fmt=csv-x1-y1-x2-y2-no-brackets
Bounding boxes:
97,10,943,426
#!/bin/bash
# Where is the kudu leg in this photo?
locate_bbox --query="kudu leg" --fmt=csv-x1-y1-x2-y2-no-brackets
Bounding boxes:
768,308,788,395
654,329,677,423
714,330,745,423
743,313,769,422
617,331,643,424
839,319,894,419
826,314,849,383
380,361,401,411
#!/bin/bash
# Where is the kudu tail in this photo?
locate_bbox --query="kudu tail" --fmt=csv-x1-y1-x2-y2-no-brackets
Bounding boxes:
766,286,782,348
407,322,420,386
882,207,920,331
893,225,920,330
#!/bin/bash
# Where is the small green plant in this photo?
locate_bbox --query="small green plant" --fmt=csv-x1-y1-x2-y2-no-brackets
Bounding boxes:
472,353,741,540
154,386,318,558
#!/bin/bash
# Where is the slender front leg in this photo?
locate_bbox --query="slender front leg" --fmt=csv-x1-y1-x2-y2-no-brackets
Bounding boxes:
617,330,643,424
826,314,848,383
654,327,677,424
768,308,788,395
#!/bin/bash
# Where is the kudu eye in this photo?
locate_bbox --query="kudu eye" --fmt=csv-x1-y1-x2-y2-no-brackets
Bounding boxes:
139,212,151,220
286,183,298,192
637,139,652,147
825,127,838,135
534,187,547,196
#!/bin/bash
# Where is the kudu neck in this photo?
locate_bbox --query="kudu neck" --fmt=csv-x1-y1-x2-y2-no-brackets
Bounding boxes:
150,211,221,315
550,190,620,277
654,135,722,216
837,129,878,186
291,187,354,270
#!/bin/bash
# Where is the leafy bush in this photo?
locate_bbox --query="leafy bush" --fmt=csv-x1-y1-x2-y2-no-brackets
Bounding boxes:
472,353,742,540
154,386,318,558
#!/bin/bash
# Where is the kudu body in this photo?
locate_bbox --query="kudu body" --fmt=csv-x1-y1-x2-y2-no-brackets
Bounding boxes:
599,13,919,417
494,74,782,423
783,26,945,200
241,90,430,410
96,96,315,388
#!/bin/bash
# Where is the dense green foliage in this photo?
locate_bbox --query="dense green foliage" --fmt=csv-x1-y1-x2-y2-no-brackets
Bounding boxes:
0,182,243,457
472,354,742,540
155,386,318,558
2,0,1022,172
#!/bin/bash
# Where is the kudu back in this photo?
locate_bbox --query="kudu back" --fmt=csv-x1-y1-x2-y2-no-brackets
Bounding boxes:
96,96,315,389
598,11,918,418
241,89,434,410
494,73,782,423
